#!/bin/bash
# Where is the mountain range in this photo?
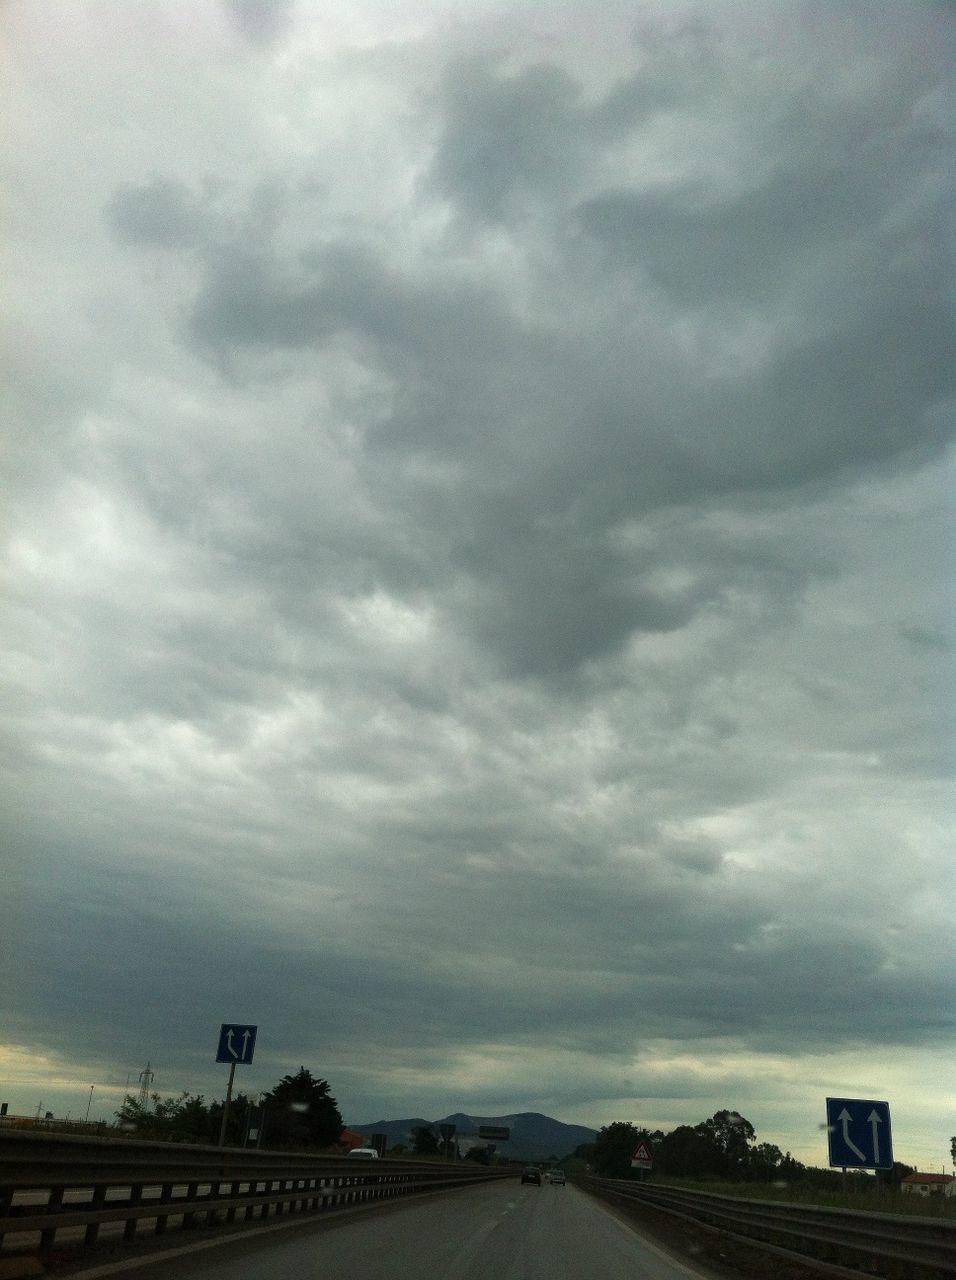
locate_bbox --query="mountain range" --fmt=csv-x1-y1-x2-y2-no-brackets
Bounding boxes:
346,1111,597,1161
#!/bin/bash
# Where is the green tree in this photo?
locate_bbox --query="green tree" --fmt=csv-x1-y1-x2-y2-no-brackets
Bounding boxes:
699,1110,756,1178
115,1091,215,1143
464,1145,491,1165
207,1091,257,1147
116,1093,156,1136
877,1160,915,1190
748,1142,785,1180
259,1068,343,1149
412,1125,439,1155
655,1111,757,1179
656,1124,723,1177
592,1122,654,1178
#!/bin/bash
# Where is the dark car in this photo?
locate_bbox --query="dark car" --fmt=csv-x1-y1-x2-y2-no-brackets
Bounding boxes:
520,1166,542,1185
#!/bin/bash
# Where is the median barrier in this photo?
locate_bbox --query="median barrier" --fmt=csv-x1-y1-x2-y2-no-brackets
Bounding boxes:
0,1130,512,1260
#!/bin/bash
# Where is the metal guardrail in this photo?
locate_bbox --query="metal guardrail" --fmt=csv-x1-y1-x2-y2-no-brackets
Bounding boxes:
0,1116,111,1136
585,1177,956,1280
0,1131,513,1257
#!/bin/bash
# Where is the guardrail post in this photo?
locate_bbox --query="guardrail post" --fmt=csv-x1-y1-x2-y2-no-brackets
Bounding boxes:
244,1182,257,1221
0,1186,12,1247
155,1182,173,1235
182,1182,199,1229
40,1186,64,1249
85,1185,107,1246
205,1181,220,1227
123,1183,143,1241
226,1180,241,1223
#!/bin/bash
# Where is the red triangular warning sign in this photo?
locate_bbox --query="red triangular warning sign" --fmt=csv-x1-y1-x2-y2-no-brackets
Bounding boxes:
631,1142,652,1163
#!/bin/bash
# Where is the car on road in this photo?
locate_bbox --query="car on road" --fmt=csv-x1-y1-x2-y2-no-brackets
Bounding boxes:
548,1169,566,1184
520,1166,542,1184
347,1148,380,1159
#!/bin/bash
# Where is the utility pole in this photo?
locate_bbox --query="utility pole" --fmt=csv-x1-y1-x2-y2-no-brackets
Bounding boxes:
137,1062,154,1107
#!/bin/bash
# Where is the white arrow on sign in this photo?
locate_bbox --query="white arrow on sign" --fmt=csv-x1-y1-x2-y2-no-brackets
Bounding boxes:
225,1028,253,1060
838,1108,867,1162
868,1109,883,1165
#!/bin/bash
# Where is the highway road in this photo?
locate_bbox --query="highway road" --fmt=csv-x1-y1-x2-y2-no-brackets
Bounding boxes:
81,1179,718,1280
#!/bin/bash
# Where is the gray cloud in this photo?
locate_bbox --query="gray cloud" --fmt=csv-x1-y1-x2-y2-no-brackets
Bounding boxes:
428,60,585,220
223,0,296,46
108,176,208,249
2,0,953,1165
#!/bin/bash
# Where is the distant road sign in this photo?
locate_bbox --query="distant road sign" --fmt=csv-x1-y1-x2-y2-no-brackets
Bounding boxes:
826,1097,892,1170
478,1125,510,1141
216,1023,257,1065
631,1141,653,1169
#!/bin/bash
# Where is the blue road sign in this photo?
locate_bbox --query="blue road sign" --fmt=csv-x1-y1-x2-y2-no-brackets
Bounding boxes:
216,1023,257,1065
826,1097,892,1169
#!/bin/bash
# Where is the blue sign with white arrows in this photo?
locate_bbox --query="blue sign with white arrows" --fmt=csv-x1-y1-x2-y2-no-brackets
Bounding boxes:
216,1023,257,1065
826,1097,892,1170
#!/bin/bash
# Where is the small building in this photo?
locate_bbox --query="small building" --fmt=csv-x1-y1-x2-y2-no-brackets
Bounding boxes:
901,1172,956,1198
337,1128,367,1152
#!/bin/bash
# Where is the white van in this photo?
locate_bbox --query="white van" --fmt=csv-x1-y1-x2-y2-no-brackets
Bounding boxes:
346,1147,380,1159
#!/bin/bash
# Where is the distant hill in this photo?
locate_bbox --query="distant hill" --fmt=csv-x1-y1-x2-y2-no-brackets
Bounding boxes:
346,1111,596,1161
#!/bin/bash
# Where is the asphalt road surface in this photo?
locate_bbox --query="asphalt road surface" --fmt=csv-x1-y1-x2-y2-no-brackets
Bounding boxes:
79,1179,718,1280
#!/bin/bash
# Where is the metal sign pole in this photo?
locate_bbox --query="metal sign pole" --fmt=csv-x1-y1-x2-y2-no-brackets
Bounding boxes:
214,1023,258,1147
218,1061,237,1147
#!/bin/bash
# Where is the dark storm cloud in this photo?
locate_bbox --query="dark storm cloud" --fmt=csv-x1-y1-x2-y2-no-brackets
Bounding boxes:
576,61,946,301
11,814,948,1079
179,167,952,678
223,0,295,46
899,623,953,652
427,60,585,220
108,176,207,249
188,241,696,671
3,0,953,1160
6,868,364,1077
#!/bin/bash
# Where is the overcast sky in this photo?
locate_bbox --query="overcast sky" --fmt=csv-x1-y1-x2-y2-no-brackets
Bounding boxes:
2,1,953,1168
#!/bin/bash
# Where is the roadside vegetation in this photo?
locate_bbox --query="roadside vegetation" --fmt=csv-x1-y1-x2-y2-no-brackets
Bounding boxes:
113,1066,343,1148
575,1113,956,1219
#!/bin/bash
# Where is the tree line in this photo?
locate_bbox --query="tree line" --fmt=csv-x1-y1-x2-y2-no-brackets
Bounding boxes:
115,1067,343,1149
404,1125,493,1163
580,1112,914,1188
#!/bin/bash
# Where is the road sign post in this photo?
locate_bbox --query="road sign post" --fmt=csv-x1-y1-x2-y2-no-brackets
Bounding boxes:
631,1141,653,1181
825,1097,892,1171
216,1024,258,1147
438,1122,456,1161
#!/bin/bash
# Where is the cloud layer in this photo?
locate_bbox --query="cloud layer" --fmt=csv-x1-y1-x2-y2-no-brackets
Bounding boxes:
2,0,953,1163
